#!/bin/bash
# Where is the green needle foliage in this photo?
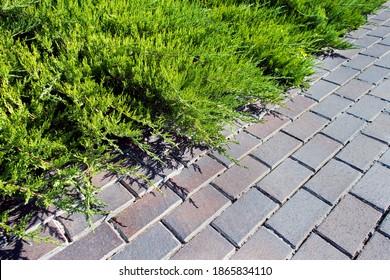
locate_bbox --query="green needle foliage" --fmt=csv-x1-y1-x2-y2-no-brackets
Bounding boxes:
0,0,385,242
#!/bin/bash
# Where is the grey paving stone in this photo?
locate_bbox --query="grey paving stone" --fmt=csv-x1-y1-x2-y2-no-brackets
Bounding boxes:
282,111,329,142
311,94,353,121
335,79,374,102
358,233,390,260
343,54,377,70
0,221,66,260
163,185,231,243
257,158,313,204
336,134,388,172
59,182,135,241
171,226,235,260
375,53,390,68
357,65,390,85
362,44,390,58
368,25,390,38
379,214,390,237
347,95,388,121
209,132,262,168
368,79,390,101
347,28,370,39
250,132,302,169
212,156,269,199
380,35,390,46
230,227,293,260
111,186,182,242
303,79,340,102
168,155,226,198
112,223,180,260
266,189,330,248
321,113,367,145
317,55,347,71
379,148,390,167
172,146,208,168
291,134,343,172
120,169,163,198
245,114,290,141
323,66,360,86
307,67,330,84
357,35,386,47
305,159,362,205
335,47,364,59
292,233,349,260
362,113,390,144
316,194,382,258
276,95,317,120
212,188,278,247
350,163,390,212
51,223,124,260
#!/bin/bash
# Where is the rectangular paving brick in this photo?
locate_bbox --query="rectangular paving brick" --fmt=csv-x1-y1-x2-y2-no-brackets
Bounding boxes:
317,55,347,71
172,146,208,168
230,227,292,260
168,156,226,198
266,189,330,248
321,113,367,145
91,170,119,188
292,233,349,260
307,66,330,84
353,35,382,48
368,25,390,37
369,79,390,101
291,134,343,172
51,223,124,260
335,47,364,59
212,188,278,247
350,163,390,212
379,148,390,167
163,185,231,243
276,95,317,120
379,214,390,237
303,80,339,102
357,65,390,85
111,223,180,260
375,53,390,68
343,54,377,70
379,35,390,46
212,156,269,199
111,186,181,242
362,113,390,144
336,134,388,172
282,111,329,142
171,226,235,260
335,79,374,102
250,132,302,169
311,94,353,121
0,221,66,260
59,182,135,241
121,168,163,198
209,132,262,168
347,28,370,39
245,114,290,141
304,159,362,205
257,158,313,204
323,66,360,86
316,194,382,258
347,95,388,121
362,44,390,58
357,233,390,260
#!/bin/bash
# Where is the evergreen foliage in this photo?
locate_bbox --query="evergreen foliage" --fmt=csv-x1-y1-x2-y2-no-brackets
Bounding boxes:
0,0,385,242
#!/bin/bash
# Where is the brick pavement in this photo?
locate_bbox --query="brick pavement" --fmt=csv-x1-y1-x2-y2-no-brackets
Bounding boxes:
2,3,390,260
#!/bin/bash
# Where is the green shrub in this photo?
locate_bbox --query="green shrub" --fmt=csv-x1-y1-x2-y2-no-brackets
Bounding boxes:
0,0,385,242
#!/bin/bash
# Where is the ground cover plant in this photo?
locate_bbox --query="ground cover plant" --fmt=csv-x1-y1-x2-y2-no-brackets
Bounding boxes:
0,0,385,244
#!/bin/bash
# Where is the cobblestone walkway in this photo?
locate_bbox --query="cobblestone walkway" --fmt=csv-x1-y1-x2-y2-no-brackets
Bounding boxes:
2,3,390,260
